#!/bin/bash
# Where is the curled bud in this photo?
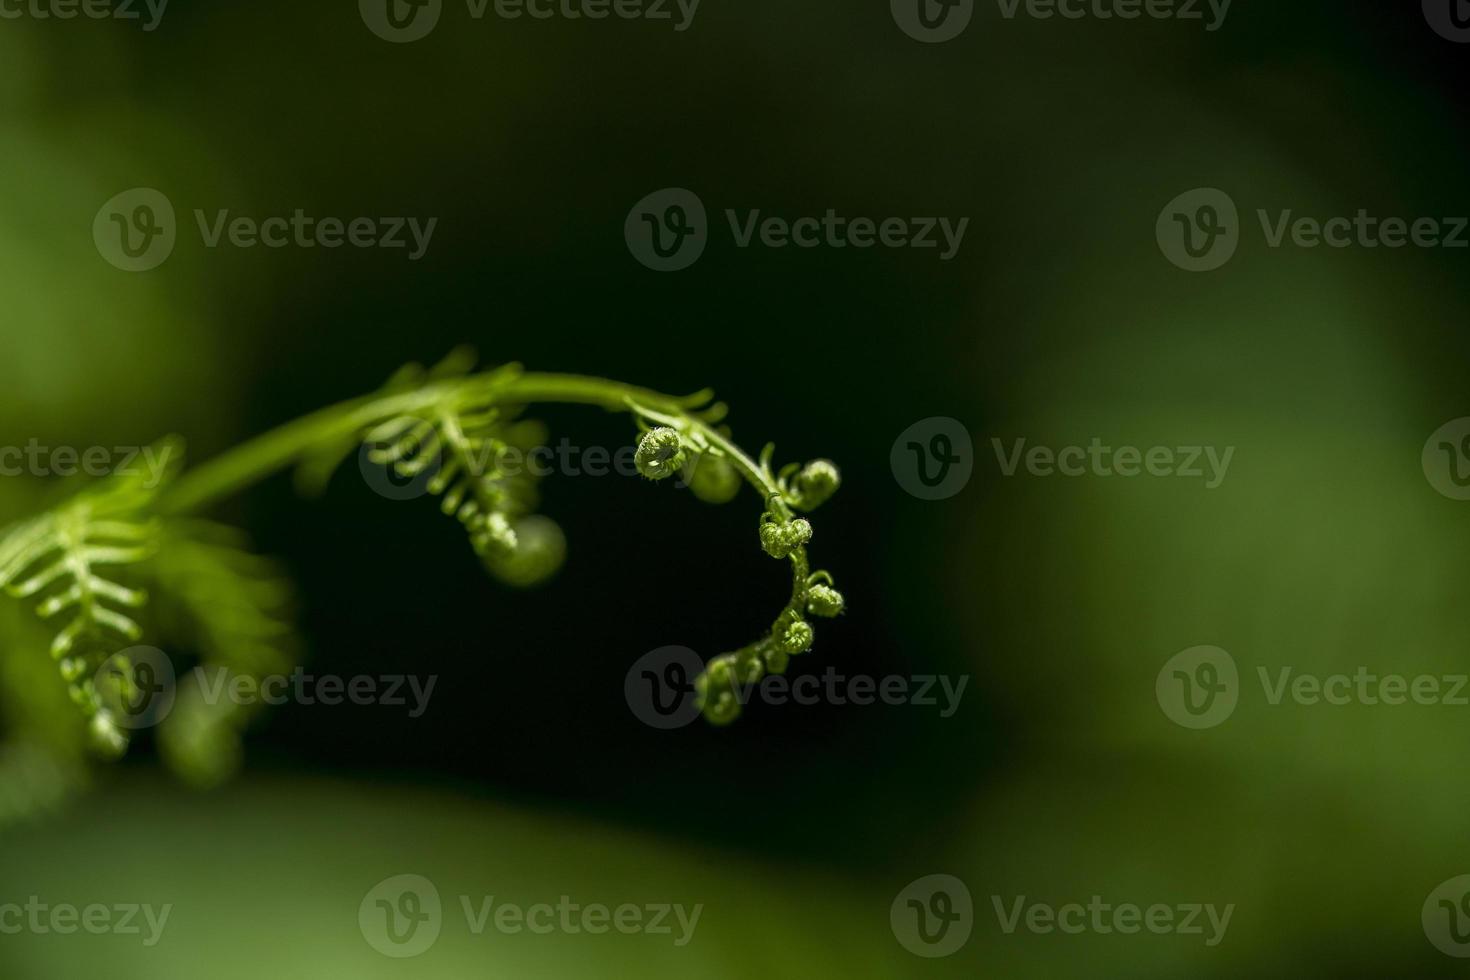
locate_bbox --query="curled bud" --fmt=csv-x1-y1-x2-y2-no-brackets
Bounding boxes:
483,515,566,588
696,655,744,725
759,517,812,559
788,460,841,511
635,427,688,481
806,584,845,618
89,710,129,759
779,619,814,655
685,453,742,505
471,511,519,559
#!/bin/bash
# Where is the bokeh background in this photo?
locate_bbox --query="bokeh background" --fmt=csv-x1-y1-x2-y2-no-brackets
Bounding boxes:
2,1,1470,976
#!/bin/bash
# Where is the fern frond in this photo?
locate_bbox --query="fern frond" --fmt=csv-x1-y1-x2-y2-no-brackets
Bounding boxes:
308,351,552,579
0,440,180,695
365,402,544,560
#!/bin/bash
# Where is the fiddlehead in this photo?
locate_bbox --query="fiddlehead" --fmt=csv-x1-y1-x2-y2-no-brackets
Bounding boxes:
0,351,845,807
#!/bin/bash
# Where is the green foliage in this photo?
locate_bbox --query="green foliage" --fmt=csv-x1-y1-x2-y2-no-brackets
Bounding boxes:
148,520,298,787
0,442,180,755
0,352,843,818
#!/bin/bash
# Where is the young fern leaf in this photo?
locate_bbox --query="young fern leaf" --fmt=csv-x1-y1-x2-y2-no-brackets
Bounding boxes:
302,351,554,580
365,406,528,560
0,439,181,752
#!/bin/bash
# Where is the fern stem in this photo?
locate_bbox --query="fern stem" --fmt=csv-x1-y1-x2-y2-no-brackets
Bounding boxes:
159,373,785,517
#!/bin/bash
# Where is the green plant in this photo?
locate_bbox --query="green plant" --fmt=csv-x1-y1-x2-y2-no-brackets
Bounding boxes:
0,351,842,815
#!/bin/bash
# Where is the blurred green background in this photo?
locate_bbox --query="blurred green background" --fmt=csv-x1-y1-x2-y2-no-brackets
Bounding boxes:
2,1,1470,976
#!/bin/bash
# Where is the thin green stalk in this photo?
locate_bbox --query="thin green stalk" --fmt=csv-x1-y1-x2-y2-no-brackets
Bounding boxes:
160,372,751,517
